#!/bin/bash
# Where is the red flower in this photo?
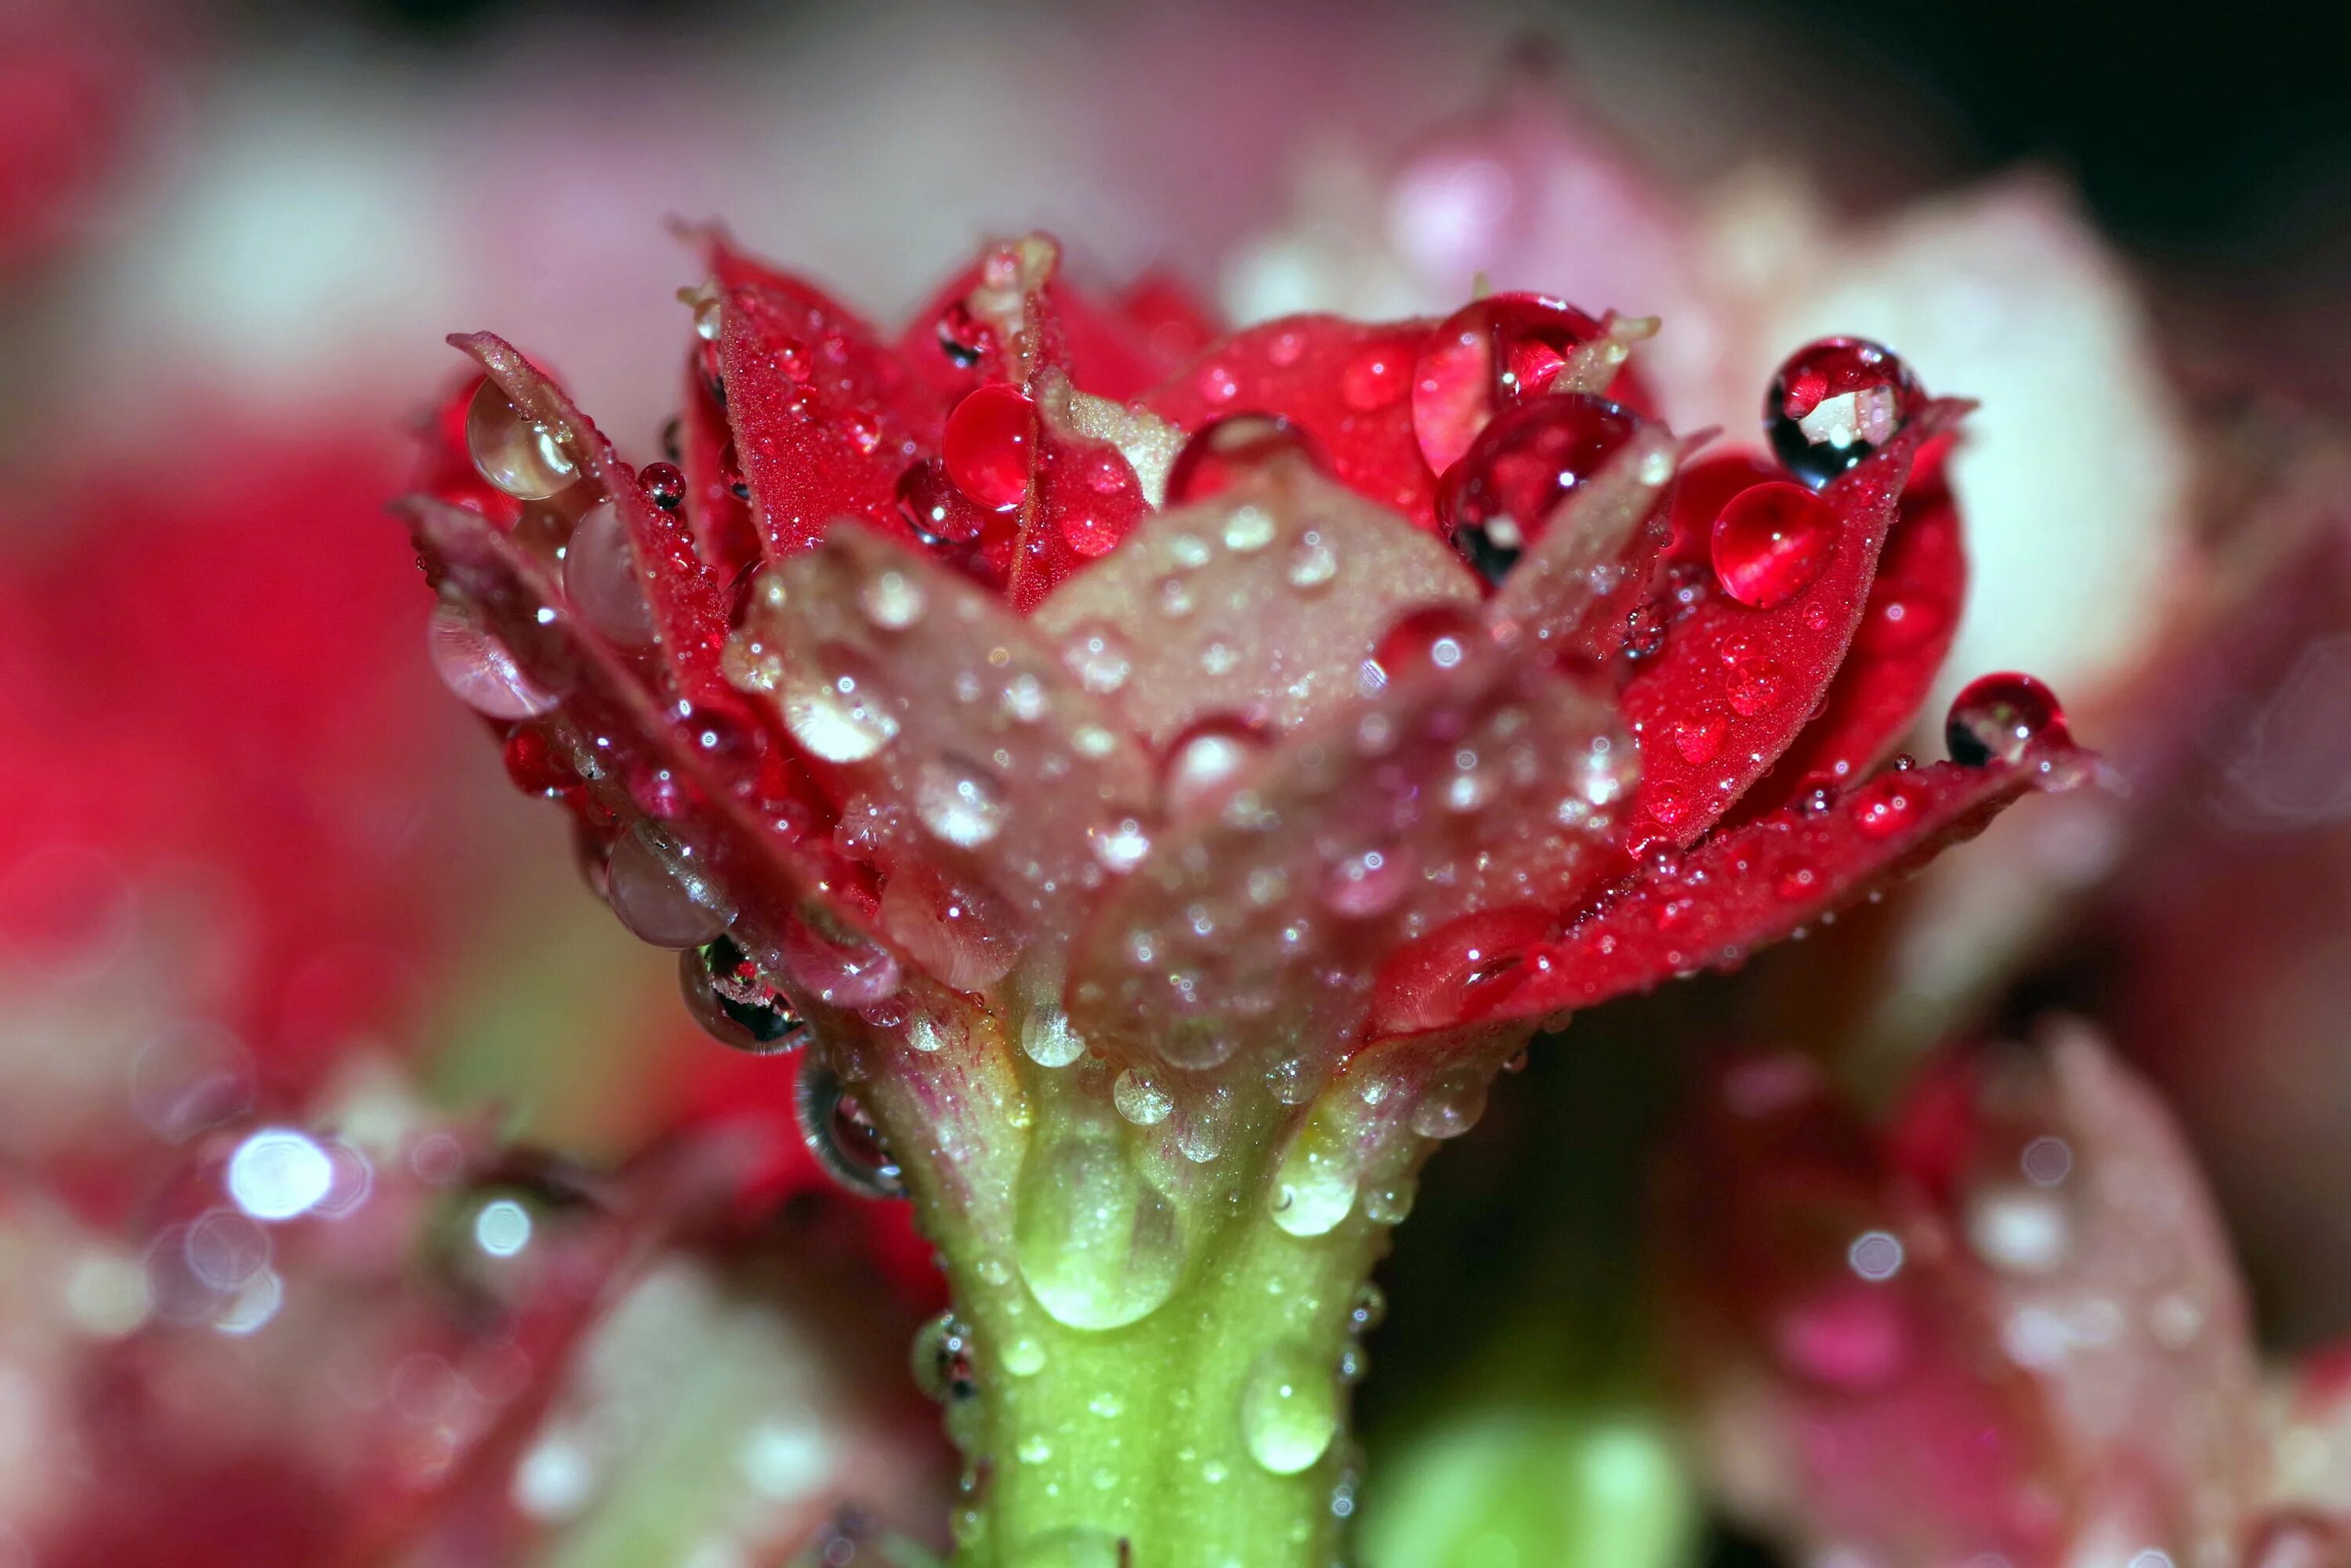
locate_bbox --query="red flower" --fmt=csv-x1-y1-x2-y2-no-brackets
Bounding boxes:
406,229,2088,1110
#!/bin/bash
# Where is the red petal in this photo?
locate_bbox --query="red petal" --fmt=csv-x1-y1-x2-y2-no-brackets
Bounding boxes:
1501,751,2081,1024
404,495,874,944
711,266,928,560
1619,405,1965,853
677,360,763,583
897,254,1194,408
1115,271,1223,368
1140,315,1441,529
455,332,733,701
1744,442,1969,811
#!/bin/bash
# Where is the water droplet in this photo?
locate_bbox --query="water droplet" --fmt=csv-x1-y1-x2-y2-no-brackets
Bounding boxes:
1113,1067,1174,1125
1349,1283,1387,1332
638,461,686,511
1849,775,1918,840
1020,1009,1089,1069
1436,393,1642,585
860,567,927,630
780,661,900,762
1410,1066,1488,1139
1002,1335,1047,1376
1764,337,1922,488
913,1309,978,1403
1411,294,1628,472
1162,715,1267,814
777,916,904,1009
605,827,728,948
427,599,560,720
465,380,578,499
1270,1132,1358,1238
681,935,806,1052
1284,529,1339,592
1365,604,1484,688
562,500,657,646
1964,1183,2072,1274
1709,480,1840,610
1946,672,2070,767
795,1066,905,1199
1015,1129,1186,1330
1060,623,1133,693
916,754,1009,847
1321,846,1412,918
1240,1343,1339,1475
879,864,1020,993
897,458,989,546
936,299,996,369
1726,655,1787,717
1165,414,1324,505
1361,1177,1416,1226
944,384,1037,512
1672,712,1726,765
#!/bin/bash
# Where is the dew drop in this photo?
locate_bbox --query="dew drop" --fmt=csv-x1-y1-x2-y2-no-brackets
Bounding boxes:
1014,1129,1186,1331
944,383,1037,512
1849,775,1918,840
879,864,1021,993
1362,1178,1416,1226
680,935,806,1052
1410,1066,1488,1140
1321,846,1412,919
1162,715,1267,815
1006,1528,1125,1568
916,755,1009,848
637,461,686,511
1435,393,1640,585
1002,1335,1048,1376
1365,604,1484,688
1113,1067,1175,1126
1240,1343,1339,1475
605,827,728,948
1270,1133,1358,1238
1764,337,1922,489
777,917,904,1009
795,1066,904,1199
1165,414,1323,505
1340,346,1407,410
1284,530,1339,592
1945,672,2070,767
1709,480,1840,610
1060,623,1134,693
427,599,560,720
1020,1009,1089,1069
1410,294,1628,473
860,567,927,630
780,661,900,762
561,500,657,646
465,380,578,500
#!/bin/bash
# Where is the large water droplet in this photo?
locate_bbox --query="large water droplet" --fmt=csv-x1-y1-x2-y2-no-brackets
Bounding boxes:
777,917,904,1009
1240,1343,1339,1475
1411,294,1625,473
944,383,1037,512
1946,672,2070,767
1015,1129,1185,1331
680,935,806,1052
562,500,657,646
1436,393,1640,585
1165,414,1324,505
916,754,1010,847
1410,1066,1488,1139
427,599,560,720
1161,715,1267,815
605,827,728,948
1020,1009,1089,1068
466,380,578,500
795,1066,906,1199
1764,337,1922,489
781,660,900,762
1112,1067,1174,1125
1270,1132,1358,1238
880,864,1020,993
1709,480,1840,610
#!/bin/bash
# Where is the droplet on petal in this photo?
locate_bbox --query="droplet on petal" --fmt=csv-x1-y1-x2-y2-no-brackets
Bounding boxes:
1161,715,1269,814
1364,604,1487,688
1165,413,1325,505
795,1066,906,1199
1763,337,1922,489
638,461,687,511
1436,393,1640,585
943,383,1037,512
1945,673,2070,768
1410,293,1620,473
561,500,658,646
426,598,560,720
605,827,729,948
680,935,806,1052
465,378,578,500
1709,480,1841,610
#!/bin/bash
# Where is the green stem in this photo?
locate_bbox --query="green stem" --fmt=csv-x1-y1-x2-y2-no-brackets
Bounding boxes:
945,1203,1382,1566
